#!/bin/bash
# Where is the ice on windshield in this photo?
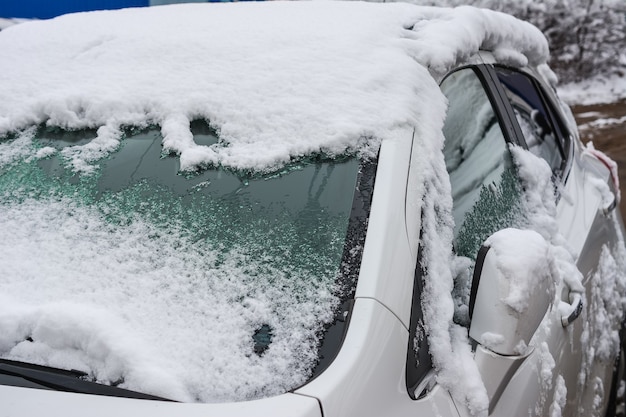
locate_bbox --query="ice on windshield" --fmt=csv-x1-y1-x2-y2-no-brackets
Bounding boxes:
0,127,360,402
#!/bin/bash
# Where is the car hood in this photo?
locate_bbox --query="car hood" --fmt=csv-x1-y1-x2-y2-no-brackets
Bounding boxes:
0,385,322,417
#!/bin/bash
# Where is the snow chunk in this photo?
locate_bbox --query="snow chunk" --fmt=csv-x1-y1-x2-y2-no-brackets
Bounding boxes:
0,1,549,172
484,229,554,314
534,341,556,415
406,6,548,76
549,375,567,417
0,128,36,166
0,298,191,401
538,341,555,389
579,243,626,391
592,377,606,415
509,146,558,240
479,332,505,350
34,146,56,160
60,122,123,174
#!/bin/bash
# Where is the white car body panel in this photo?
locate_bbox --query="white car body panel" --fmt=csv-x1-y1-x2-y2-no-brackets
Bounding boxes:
555,124,618,416
354,128,416,329
296,298,459,417
0,385,322,417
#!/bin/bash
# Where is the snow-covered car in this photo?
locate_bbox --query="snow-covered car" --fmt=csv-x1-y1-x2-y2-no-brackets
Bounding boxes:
0,2,625,417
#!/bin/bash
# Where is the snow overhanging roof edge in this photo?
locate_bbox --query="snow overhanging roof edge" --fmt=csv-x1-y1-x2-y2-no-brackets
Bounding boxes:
0,1,550,172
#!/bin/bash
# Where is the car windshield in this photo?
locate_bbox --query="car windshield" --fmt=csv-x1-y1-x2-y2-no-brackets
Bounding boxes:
0,122,370,403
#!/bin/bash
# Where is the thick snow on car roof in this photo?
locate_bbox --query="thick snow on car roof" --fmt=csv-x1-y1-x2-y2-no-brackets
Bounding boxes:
0,1,548,172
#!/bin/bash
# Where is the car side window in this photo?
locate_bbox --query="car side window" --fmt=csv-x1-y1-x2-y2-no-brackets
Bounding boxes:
440,67,523,259
494,67,568,177
407,66,528,398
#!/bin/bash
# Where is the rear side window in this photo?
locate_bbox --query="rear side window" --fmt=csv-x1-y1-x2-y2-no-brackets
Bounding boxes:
494,67,569,177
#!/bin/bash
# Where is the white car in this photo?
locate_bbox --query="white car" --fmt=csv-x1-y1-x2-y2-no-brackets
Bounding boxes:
0,2,624,417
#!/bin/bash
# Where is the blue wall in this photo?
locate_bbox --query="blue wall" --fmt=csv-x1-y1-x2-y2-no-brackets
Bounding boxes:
0,0,150,19
150,0,207,4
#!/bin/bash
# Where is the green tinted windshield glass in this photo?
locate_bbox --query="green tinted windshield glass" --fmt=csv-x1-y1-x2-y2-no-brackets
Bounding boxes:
0,124,363,403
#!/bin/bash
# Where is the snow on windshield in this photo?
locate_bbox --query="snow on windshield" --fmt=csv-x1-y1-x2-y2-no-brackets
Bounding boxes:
0,198,336,402
0,126,360,402
0,1,548,173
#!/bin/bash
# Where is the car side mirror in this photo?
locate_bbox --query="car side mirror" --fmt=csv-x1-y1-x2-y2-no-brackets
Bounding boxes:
468,229,555,356
468,229,557,413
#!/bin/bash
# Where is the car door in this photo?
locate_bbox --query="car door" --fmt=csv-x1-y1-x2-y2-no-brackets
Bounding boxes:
489,65,624,416
438,64,623,416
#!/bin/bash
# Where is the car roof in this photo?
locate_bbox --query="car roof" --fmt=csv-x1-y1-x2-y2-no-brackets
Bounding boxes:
0,1,549,173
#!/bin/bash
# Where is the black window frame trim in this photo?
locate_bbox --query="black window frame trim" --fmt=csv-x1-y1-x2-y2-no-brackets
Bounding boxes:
485,64,574,183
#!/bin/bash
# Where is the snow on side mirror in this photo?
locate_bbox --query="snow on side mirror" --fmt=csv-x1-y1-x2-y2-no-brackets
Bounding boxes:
469,229,556,356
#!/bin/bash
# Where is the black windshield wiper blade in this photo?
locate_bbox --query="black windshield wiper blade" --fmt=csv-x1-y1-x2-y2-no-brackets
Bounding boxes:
0,359,173,401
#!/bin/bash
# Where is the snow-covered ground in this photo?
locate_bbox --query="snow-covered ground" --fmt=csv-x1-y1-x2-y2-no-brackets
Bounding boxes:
558,74,626,106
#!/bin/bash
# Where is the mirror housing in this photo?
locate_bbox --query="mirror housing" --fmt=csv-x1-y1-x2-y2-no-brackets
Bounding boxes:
469,229,554,356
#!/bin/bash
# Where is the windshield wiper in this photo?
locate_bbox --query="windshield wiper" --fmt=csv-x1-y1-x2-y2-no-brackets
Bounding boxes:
0,359,173,401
